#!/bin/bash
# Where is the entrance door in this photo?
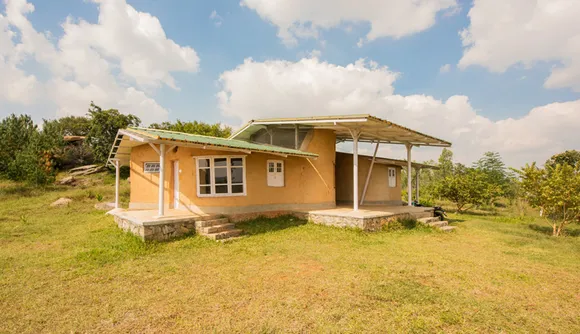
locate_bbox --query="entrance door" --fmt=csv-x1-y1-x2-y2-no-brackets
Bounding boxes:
173,161,180,209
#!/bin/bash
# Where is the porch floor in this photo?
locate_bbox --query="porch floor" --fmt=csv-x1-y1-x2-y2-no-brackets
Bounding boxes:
304,204,434,219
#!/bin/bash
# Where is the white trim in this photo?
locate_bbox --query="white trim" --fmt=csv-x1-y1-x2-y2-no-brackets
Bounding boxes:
173,160,180,209
114,160,120,209
158,143,166,216
195,155,247,198
406,144,412,206
252,118,368,125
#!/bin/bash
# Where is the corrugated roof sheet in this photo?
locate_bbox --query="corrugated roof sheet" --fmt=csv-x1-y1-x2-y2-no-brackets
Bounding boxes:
125,127,318,158
230,114,451,147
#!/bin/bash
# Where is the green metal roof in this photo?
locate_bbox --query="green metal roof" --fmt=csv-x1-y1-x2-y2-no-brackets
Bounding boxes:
124,127,318,158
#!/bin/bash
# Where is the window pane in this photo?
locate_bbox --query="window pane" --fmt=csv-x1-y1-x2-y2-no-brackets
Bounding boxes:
214,167,228,184
232,184,244,193
276,163,282,172
199,185,211,194
214,158,227,167
215,185,228,194
231,158,243,166
268,162,274,172
198,159,209,168
198,169,211,185
231,167,243,183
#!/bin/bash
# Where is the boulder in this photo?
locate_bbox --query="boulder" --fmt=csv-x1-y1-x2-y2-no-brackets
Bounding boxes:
51,198,72,207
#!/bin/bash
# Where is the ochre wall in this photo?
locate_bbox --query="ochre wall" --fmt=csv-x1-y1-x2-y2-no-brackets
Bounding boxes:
129,129,336,213
335,152,402,205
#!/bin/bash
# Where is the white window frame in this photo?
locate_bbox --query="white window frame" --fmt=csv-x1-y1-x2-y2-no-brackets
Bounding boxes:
267,160,285,187
195,155,247,197
144,162,160,173
388,167,397,188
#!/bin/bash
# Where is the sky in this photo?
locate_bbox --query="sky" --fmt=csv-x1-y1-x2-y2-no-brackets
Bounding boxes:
1,0,580,168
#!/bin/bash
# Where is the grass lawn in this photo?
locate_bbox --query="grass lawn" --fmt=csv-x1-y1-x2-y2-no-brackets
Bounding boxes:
1,173,579,333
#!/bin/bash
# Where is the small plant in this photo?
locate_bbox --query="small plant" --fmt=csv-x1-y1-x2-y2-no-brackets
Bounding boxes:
96,193,103,202
86,190,96,199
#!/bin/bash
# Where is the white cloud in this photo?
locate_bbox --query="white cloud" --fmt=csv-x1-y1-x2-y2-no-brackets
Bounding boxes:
218,57,580,167
0,12,40,104
241,0,458,46
459,0,580,91
210,10,223,27
0,0,200,124
439,64,451,73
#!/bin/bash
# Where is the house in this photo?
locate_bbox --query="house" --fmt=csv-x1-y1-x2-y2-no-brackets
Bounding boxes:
107,114,451,241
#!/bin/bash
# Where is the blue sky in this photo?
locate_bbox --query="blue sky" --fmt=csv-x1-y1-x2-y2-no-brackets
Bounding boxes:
1,0,580,166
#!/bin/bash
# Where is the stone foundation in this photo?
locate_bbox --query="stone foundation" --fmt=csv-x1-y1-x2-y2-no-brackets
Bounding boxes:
301,210,434,231
112,207,435,241
114,215,198,242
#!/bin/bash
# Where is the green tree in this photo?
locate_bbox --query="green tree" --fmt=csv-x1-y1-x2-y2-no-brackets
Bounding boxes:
437,164,489,213
517,162,580,236
0,114,38,175
545,150,580,170
45,116,92,136
86,102,141,163
150,119,232,138
473,151,511,204
437,148,454,179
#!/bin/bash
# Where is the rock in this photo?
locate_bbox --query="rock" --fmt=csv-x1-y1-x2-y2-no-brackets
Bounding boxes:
51,198,73,207
94,202,115,211
56,176,75,186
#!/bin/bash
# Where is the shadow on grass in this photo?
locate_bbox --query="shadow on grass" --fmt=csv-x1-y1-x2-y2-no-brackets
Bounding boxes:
528,224,580,237
236,215,307,236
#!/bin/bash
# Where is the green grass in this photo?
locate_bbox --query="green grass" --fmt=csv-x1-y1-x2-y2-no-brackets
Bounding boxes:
1,174,579,333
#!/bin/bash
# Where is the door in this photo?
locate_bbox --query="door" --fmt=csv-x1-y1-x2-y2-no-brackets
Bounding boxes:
267,160,284,187
388,167,396,188
173,161,180,208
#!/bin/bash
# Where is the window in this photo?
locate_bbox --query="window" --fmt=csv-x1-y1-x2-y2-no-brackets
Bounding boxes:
267,160,284,187
388,167,396,188
196,156,246,197
144,162,160,173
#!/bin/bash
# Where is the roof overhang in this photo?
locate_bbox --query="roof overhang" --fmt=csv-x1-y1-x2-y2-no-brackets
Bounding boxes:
107,128,317,167
230,114,451,148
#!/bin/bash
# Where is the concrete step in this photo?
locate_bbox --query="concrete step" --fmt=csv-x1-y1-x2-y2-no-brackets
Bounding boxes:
428,221,448,228
195,218,229,228
202,223,235,234
439,226,457,232
418,216,441,224
206,229,243,240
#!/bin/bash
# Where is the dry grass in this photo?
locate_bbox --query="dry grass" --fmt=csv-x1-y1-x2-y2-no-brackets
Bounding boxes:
1,173,579,333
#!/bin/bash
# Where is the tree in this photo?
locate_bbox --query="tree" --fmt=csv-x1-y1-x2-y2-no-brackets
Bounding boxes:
0,114,62,184
45,116,92,136
437,148,454,179
85,102,141,163
473,151,511,204
517,162,580,236
0,114,39,174
437,164,489,213
545,150,580,170
150,119,232,138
